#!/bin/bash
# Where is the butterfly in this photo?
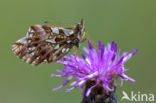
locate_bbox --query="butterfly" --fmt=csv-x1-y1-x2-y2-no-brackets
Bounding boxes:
12,19,86,65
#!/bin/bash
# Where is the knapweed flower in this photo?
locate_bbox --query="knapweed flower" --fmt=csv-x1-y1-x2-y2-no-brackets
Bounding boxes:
52,41,138,97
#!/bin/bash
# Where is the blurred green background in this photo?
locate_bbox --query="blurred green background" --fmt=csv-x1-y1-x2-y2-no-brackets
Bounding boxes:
0,0,156,103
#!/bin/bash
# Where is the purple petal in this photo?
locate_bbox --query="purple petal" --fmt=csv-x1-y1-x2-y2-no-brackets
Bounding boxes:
100,44,105,60
111,41,115,51
51,74,61,77
86,83,98,97
66,87,75,92
88,41,93,49
98,41,102,50
123,49,138,64
53,76,73,91
81,54,86,59
114,43,118,52
83,47,89,54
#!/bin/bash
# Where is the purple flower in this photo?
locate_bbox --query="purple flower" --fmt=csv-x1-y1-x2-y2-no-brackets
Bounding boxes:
51,41,138,97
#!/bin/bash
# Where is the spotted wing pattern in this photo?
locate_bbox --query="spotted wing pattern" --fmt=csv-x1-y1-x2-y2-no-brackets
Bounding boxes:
12,25,76,65
12,19,85,65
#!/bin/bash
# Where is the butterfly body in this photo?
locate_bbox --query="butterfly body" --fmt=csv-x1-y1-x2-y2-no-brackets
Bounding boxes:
12,19,86,65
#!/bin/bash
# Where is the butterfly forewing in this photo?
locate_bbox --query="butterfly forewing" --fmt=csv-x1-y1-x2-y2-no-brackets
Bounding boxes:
12,19,85,65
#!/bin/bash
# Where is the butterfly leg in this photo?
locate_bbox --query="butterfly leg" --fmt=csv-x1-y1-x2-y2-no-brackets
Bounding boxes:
85,32,98,50
73,47,78,63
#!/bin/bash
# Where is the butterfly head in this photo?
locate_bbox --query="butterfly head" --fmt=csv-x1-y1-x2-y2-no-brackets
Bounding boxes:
74,19,86,46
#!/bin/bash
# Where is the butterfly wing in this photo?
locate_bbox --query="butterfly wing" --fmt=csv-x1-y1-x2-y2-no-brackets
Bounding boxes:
12,25,75,65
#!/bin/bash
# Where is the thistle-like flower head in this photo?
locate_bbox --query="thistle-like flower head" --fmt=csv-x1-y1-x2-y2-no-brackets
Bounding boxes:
52,41,138,97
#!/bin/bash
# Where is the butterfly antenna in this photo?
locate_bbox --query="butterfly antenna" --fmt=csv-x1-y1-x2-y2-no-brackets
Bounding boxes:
73,47,78,63
44,20,76,27
44,20,54,24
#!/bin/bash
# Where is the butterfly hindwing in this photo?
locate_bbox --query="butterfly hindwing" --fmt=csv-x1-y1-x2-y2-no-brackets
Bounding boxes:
12,19,85,65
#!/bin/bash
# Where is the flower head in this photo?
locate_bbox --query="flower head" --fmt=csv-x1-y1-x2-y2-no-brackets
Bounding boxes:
52,41,138,97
